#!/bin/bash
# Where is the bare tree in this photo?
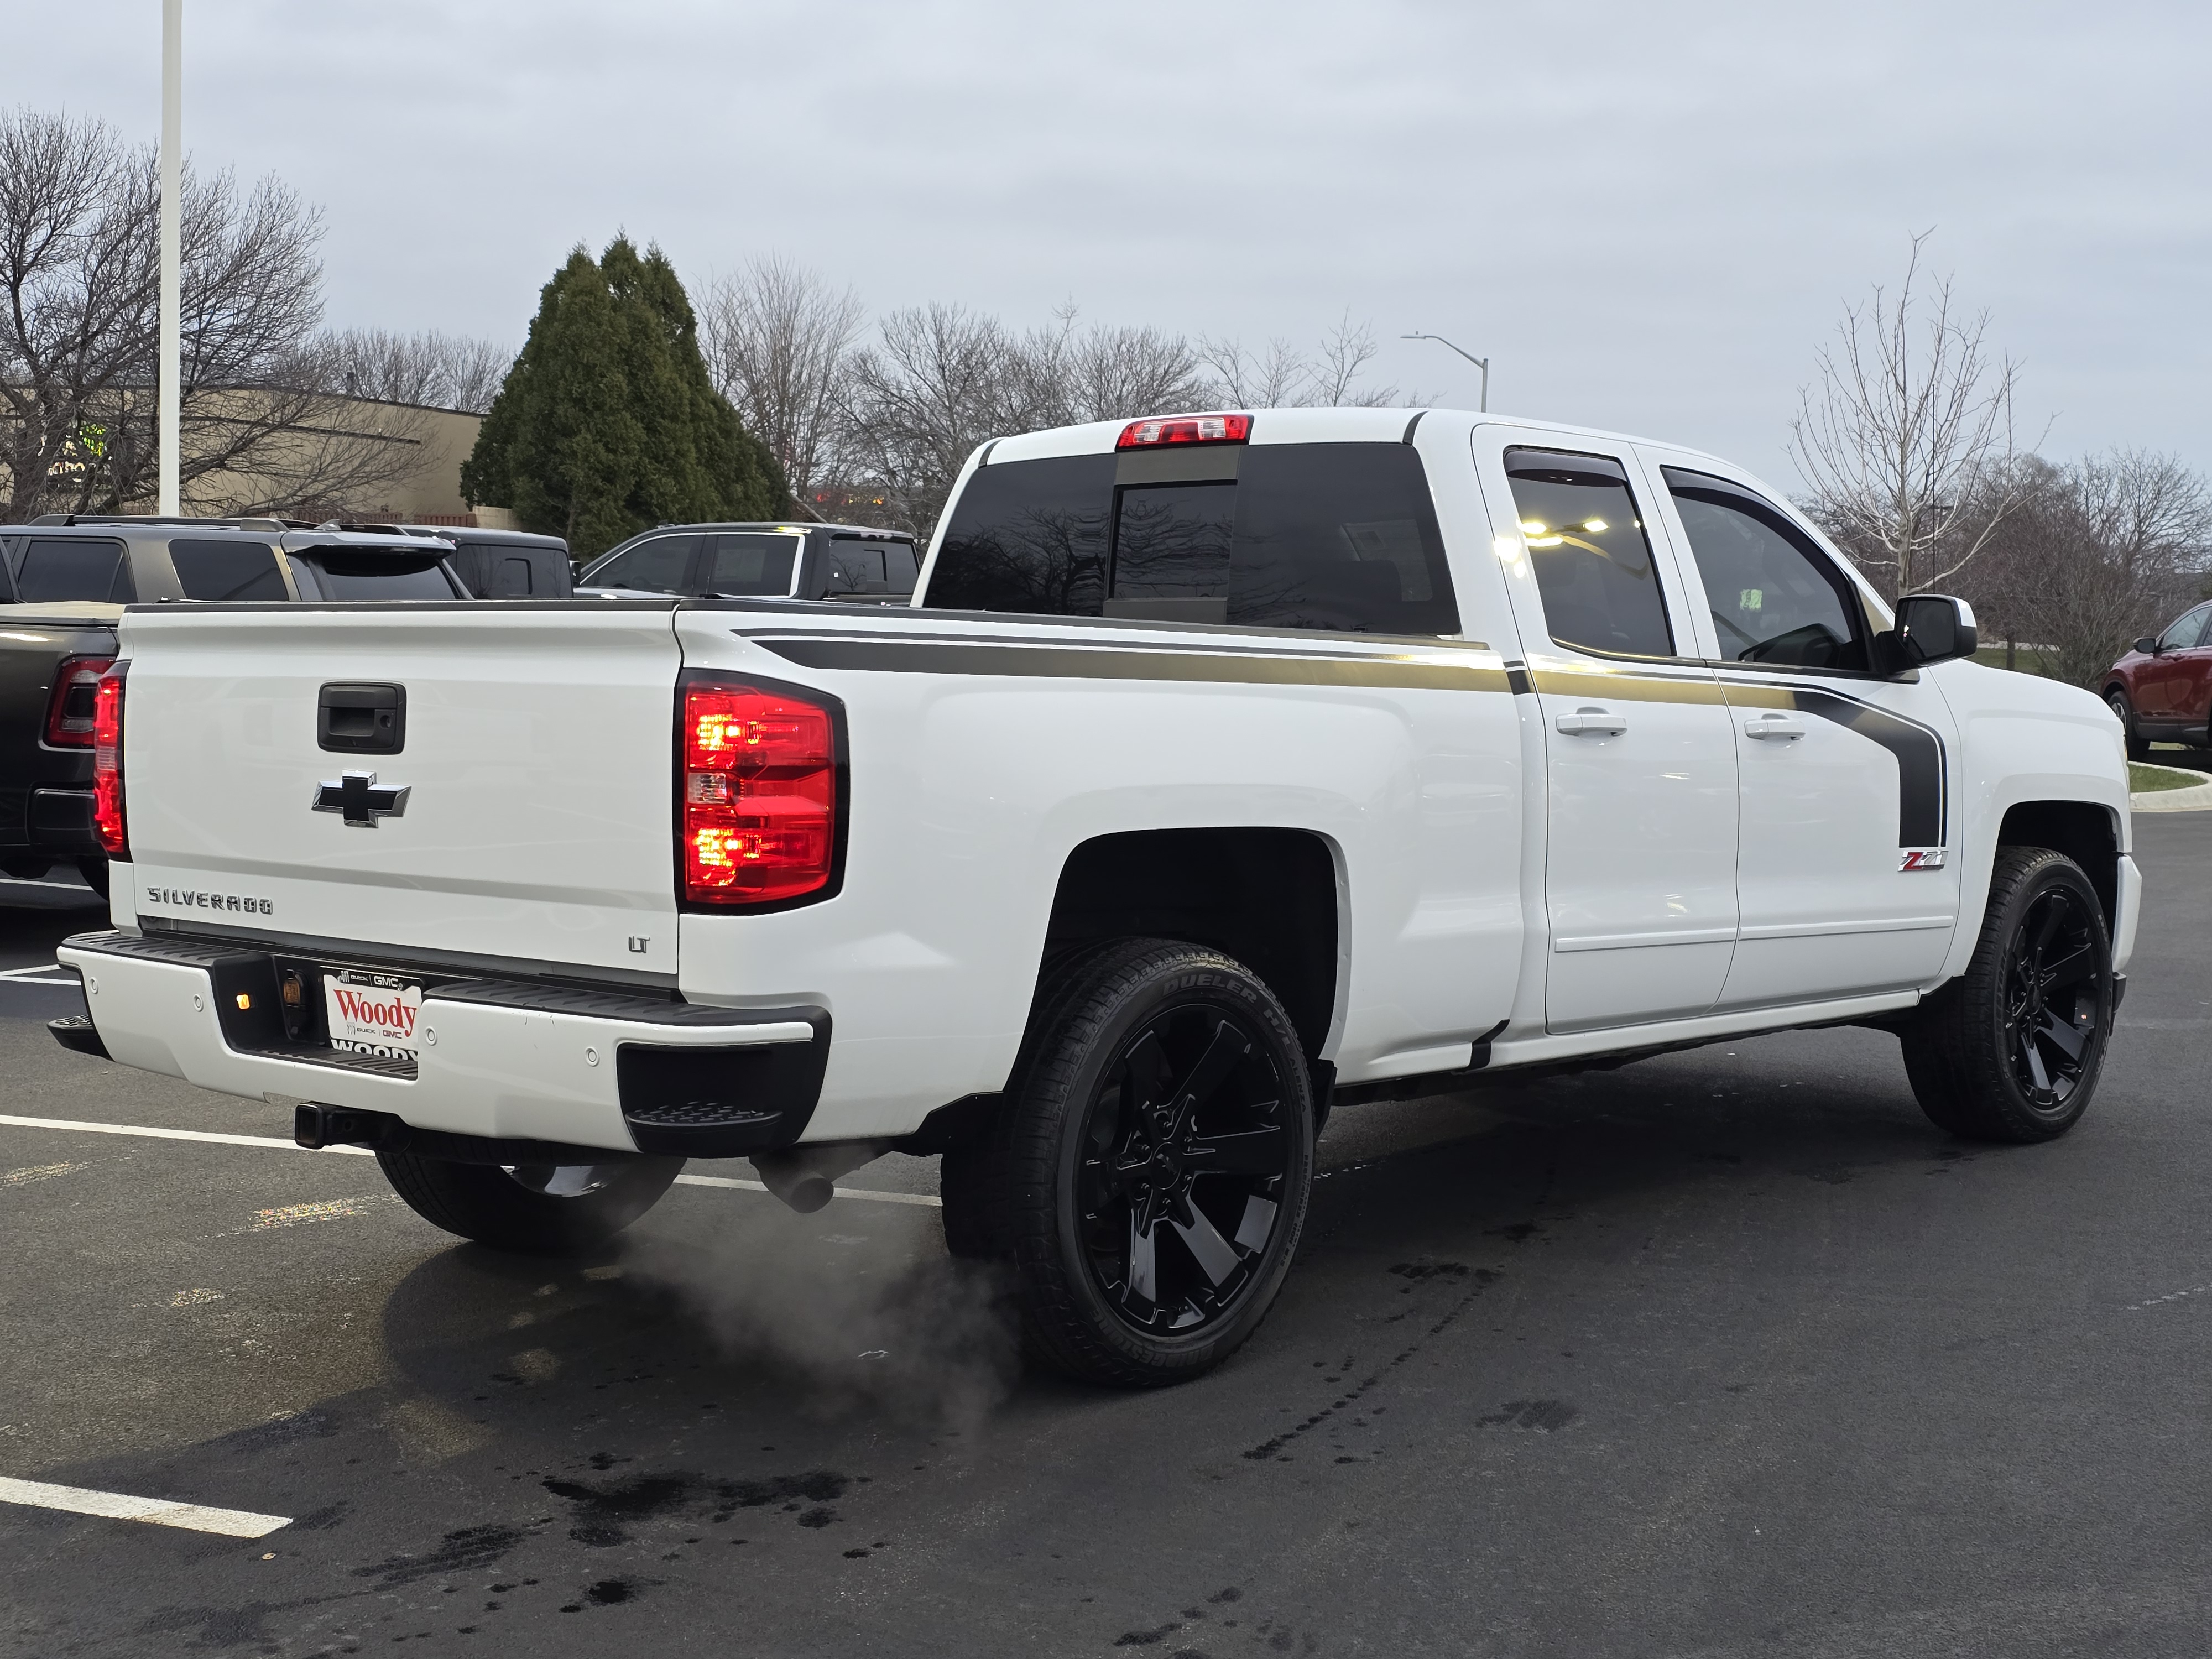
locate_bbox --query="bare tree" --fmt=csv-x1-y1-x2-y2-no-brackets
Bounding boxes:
0,106,432,520
321,327,510,413
1199,312,1405,410
837,304,1047,534
700,257,863,515
1985,450,2212,688
1789,232,2039,599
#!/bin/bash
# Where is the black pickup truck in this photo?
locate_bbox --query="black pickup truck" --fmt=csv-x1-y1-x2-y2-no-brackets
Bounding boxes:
1,516,471,894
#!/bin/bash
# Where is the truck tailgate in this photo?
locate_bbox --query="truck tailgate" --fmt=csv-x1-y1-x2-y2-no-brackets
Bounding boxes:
114,604,682,979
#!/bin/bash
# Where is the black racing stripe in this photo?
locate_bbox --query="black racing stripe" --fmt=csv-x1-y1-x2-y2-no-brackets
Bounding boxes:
1505,665,1535,696
750,635,1508,693
1785,688,1947,847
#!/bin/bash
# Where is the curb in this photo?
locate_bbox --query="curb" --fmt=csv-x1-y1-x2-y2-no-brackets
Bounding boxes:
2132,777,2212,813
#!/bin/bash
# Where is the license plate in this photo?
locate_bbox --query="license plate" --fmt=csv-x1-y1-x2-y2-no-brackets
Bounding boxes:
321,968,424,1058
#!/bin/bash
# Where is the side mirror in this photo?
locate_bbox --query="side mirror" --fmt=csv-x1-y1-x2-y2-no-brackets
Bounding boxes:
1876,593,1979,675
2134,636,2161,656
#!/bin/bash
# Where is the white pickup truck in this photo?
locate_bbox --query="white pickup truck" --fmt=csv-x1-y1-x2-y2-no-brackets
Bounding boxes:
52,406,2136,1386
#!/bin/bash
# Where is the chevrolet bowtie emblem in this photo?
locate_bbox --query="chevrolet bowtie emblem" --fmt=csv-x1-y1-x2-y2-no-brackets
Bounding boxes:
312,770,410,827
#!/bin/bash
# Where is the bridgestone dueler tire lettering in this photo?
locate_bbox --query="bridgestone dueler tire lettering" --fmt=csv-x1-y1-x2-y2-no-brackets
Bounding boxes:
375,1150,684,1253
943,937,1316,1389
1901,846,2113,1144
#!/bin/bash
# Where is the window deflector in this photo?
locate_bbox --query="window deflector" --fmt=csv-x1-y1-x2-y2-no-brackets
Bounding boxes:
1469,427,1707,668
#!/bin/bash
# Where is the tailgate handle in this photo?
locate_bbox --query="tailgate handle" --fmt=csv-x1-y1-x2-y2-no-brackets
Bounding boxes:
319,683,406,754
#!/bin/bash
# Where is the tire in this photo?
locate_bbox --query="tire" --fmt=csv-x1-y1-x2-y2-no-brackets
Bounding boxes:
376,1150,684,1252
945,937,1316,1388
2107,690,2151,763
1901,847,2114,1142
76,858,108,900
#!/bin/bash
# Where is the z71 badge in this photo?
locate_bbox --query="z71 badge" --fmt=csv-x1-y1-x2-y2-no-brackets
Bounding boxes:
1900,848,1948,872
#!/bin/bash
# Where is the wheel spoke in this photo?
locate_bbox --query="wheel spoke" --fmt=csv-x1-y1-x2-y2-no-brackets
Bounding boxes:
1232,1193,1279,1252
2029,895,2067,959
2022,1032,2053,1094
1183,1121,1287,1176
1127,1215,1159,1306
1122,1030,1173,1113
2041,945,2098,992
1164,1022,1251,1139
1170,1201,1243,1287
2037,1011,2086,1062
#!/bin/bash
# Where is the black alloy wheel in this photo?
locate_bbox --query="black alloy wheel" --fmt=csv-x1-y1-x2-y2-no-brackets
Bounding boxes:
2001,881,2106,1111
1077,1001,1293,1336
1902,846,2113,1142
943,937,1315,1386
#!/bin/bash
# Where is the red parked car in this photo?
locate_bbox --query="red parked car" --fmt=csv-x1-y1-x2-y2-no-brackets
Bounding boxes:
2105,599,2212,760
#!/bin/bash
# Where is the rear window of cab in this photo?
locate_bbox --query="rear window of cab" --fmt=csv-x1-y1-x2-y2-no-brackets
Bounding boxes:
927,442,1459,635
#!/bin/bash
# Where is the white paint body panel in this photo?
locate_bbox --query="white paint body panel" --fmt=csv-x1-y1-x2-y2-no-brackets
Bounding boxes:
74,406,2135,1149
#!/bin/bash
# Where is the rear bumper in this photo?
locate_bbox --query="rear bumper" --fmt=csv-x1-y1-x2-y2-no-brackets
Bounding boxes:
58,929,830,1156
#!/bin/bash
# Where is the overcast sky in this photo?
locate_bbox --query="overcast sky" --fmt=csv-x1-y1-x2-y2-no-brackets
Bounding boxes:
11,0,2208,487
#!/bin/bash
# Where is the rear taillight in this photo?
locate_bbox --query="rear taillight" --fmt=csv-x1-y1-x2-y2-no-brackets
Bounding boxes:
92,661,129,859
43,654,114,748
679,679,839,906
1116,412,1251,450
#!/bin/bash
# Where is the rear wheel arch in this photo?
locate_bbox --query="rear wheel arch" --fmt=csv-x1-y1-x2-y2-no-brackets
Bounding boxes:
1035,827,1343,1064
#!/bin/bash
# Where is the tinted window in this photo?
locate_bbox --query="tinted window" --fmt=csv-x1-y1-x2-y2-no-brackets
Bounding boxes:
930,454,1113,614
14,538,133,603
1505,451,1672,657
826,538,919,596
171,538,287,601
701,533,799,596
591,534,698,592
2161,607,2209,650
301,554,457,599
1113,483,1235,606
930,444,1459,634
1664,468,1866,671
489,556,534,597
1224,444,1457,633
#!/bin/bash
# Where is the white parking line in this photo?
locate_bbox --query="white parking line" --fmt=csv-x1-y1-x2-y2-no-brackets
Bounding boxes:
0,1114,942,1207
0,1474,289,1538
0,875,97,894
0,963,79,985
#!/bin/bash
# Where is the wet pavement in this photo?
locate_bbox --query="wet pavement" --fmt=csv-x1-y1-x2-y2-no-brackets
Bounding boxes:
3,818,2209,1657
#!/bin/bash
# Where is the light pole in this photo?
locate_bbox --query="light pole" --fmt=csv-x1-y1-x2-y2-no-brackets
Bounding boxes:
1402,333,1488,413
158,0,182,516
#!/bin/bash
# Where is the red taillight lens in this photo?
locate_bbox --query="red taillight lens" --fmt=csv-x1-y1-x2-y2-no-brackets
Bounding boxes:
43,654,114,748
92,662,129,858
680,680,838,905
1116,413,1251,450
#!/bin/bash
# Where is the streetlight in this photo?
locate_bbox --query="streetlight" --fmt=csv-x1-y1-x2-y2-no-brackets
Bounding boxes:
159,0,182,515
1402,333,1488,413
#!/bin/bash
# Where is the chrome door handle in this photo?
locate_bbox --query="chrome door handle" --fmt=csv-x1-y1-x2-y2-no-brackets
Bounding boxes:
1555,706,1627,737
1744,714,1806,739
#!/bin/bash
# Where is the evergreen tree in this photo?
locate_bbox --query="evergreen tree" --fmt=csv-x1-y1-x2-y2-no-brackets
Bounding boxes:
462,237,787,557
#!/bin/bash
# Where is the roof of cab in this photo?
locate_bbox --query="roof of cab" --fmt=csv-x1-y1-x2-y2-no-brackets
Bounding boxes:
977,405,1730,471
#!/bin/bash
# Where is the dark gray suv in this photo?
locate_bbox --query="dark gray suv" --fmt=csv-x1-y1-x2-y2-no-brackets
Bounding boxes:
576,521,918,604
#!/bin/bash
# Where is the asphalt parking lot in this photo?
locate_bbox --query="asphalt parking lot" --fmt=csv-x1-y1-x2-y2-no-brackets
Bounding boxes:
3,817,2210,1659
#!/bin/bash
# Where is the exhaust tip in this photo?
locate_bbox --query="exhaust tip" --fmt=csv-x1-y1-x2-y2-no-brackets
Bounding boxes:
781,1175,834,1214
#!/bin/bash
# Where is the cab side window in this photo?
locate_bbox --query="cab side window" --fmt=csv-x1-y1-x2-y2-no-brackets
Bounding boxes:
2160,607,2209,650
1663,468,1866,672
593,534,699,592
14,537,134,603
1504,450,1672,658
171,539,288,601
